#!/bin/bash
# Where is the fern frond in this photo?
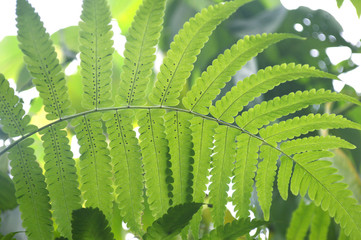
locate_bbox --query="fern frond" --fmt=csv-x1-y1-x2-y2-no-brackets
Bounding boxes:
286,199,315,240
291,151,361,239
256,144,280,220
309,205,330,240
282,135,355,155
183,33,300,115
72,112,113,218
79,0,114,109
103,110,144,234
118,0,166,106
16,0,73,120
9,139,53,240
277,136,354,200
190,118,217,238
261,113,361,142
0,74,52,239
233,134,261,219
210,64,336,123
137,109,170,219
237,89,361,133
209,126,238,226
0,74,37,137
40,121,81,239
201,218,265,240
149,0,251,106
165,111,193,205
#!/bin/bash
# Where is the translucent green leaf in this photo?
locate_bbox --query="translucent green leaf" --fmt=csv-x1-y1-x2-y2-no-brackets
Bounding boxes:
286,199,315,240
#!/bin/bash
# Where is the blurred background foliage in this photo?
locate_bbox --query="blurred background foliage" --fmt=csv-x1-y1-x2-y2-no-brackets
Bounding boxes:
0,0,361,239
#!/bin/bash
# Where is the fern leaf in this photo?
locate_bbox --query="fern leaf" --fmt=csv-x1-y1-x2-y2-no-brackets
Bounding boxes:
237,89,361,133
103,110,144,234
183,33,300,115
209,126,238,226
291,151,361,239
9,139,53,240
0,74,37,137
256,144,279,220
286,199,315,240
16,0,73,120
0,74,52,239
165,111,193,205
143,203,203,240
210,64,336,123
309,205,331,240
72,112,113,218
40,121,81,239
278,136,355,200
72,208,114,240
118,0,166,106
282,135,355,155
189,118,217,238
137,109,170,219
79,0,114,109
232,134,261,219
261,113,361,143
201,218,265,240
149,0,251,106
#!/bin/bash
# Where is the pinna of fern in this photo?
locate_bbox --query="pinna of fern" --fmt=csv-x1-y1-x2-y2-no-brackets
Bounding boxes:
0,0,361,239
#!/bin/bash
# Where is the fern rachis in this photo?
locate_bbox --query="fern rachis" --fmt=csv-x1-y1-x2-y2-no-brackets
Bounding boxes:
0,0,361,239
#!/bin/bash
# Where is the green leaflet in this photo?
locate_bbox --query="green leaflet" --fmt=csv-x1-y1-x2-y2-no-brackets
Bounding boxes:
16,0,73,120
40,121,81,239
165,111,193,205
149,0,251,106
261,113,361,142
79,0,114,110
291,151,361,239
278,155,294,200
256,144,279,221
183,33,300,115
118,0,166,106
233,134,261,219
72,112,113,218
137,109,170,219
0,172,17,211
201,218,265,240
237,89,361,134
71,208,114,240
9,139,53,240
211,63,336,123
189,118,217,239
143,203,203,240
209,126,238,227
286,199,315,240
103,110,144,234
309,205,331,240
0,74,37,137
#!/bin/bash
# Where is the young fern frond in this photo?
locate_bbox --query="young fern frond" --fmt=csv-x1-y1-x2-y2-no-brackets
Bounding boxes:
118,0,166,106
237,89,361,133
103,110,144,234
209,126,238,227
183,33,301,115
40,121,81,239
210,63,336,124
16,0,73,120
72,112,113,218
189,118,217,238
0,74,52,240
290,151,361,239
79,0,114,110
149,0,251,106
165,111,193,205
137,109,170,219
